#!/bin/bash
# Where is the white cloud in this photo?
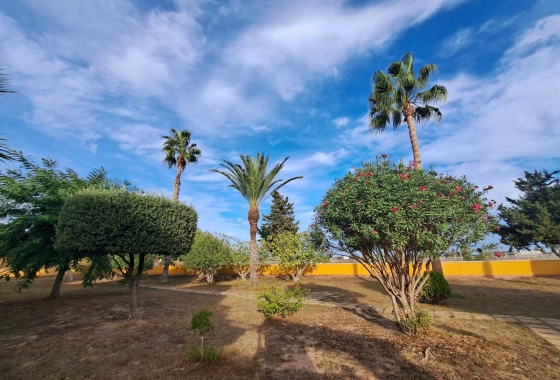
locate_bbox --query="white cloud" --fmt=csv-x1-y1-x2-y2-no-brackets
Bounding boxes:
439,27,474,57
224,0,466,99
332,117,350,128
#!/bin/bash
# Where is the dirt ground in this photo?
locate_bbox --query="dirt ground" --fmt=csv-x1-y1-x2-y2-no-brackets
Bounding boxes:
1,274,560,379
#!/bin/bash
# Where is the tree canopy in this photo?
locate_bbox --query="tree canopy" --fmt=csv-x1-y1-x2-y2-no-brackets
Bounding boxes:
497,169,560,257
0,155,122,298
313,156,496,332
55,188,198,318
258,190,299,241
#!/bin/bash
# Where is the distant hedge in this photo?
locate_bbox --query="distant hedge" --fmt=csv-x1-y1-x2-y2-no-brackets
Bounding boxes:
55,188,198,255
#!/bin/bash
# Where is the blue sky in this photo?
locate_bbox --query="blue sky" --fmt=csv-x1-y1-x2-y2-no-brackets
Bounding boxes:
0,0,559,243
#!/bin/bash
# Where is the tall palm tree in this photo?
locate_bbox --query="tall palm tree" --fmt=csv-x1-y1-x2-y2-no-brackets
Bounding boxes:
211,153,302,286
0,69,17,163
161,128,201,282
368,52,447,170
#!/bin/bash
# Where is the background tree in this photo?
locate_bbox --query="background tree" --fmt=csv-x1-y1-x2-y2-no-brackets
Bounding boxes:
223,236,269,281
161,128,201,282
497,169,560,257
0,69,17,163
181,231,232,284
55,188,198,318
211,153,302,286
313,156,496,333
258,190,299,242
368,52,447,170
0,155,122,298
262,231,327,282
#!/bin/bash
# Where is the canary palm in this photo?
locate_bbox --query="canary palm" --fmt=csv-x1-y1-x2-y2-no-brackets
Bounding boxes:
161,128,201,282
211,153,302,286
368,52,447,170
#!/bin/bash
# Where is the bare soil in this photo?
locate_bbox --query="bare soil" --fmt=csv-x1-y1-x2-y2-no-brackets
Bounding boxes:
1,274,559,379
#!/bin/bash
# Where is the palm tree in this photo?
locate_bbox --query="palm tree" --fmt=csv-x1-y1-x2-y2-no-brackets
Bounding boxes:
368,52,447,170
0,69,17,163
211,153,302,286
161,128,201,282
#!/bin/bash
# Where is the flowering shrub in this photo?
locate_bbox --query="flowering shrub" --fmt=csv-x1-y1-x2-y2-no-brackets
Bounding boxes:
312,156,496,332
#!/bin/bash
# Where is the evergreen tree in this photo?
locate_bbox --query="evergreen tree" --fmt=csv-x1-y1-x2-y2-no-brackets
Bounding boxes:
258,190,299,241
497,169,560,257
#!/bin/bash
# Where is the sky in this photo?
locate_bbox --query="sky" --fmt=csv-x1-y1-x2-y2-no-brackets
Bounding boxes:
0,0,559,246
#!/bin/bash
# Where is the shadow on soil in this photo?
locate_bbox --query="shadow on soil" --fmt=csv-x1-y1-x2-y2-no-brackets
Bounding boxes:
254,317,436,380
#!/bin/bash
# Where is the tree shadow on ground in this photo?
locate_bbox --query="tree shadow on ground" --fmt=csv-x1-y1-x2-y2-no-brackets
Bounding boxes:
254,317,436,380
0,277,255,380
287,283,367,305
430,278,560,318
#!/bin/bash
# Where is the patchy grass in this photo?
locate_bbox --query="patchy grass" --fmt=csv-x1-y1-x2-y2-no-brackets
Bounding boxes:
0,274,560,379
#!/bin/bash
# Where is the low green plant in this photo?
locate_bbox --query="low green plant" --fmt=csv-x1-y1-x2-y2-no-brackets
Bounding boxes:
186,345,220,363
419,271,451,304
256,284,310,318
187,310,217,362
399,309,432,335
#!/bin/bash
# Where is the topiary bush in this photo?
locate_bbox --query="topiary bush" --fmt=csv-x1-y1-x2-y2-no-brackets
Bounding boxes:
55,188,198,318
419,271,451,304
257,284,310,318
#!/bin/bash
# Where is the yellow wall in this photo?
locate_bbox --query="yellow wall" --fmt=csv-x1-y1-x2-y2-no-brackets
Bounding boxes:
147,260,560,277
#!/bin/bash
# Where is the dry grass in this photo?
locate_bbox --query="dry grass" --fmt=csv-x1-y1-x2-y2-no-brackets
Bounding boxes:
1,274,560,379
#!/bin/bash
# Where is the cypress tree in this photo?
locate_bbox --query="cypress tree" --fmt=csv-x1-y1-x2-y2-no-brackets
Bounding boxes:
258,190,299,241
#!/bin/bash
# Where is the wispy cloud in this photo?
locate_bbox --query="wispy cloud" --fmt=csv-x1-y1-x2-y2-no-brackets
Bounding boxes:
332,117,350,128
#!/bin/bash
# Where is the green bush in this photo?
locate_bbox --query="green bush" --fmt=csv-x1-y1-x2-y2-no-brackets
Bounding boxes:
400,310,432,335
419,271,451,304
181,231,231,284
257,284,310,318
187,310,218,363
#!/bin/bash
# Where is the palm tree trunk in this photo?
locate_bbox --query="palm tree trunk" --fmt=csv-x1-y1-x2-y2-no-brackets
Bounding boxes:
248,205,260,286
404,112,422,170
162,163,185,283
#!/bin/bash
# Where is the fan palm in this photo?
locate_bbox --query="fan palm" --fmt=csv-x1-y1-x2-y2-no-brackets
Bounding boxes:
211,153,302,286
0,69,17,163
368,52,447,170
161,128,201,282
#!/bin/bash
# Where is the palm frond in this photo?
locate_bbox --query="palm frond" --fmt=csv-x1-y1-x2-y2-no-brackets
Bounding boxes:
415,105,442,124
161,128,200,169
416,84,448,104
211,153,302,207
417,63,438,89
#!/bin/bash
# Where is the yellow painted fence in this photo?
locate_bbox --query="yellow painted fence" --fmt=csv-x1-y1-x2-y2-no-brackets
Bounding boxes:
148,260,560,277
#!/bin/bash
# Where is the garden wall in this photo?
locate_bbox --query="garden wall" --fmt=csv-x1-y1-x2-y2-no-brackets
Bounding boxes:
148,260,560,277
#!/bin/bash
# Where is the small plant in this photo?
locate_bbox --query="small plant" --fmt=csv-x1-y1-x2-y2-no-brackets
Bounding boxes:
399,309,432,335
419,271,451,304
257,284,310,318
187,310,217,362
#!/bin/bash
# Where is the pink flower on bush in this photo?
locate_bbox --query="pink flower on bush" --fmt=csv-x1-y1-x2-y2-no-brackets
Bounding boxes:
455,186,462,192
472,203,482,213
371,229,376,234
390,207,399,214
495,252,503,258
474,186,478,189
412,204,417,209
411,162,416,168
461,196,466,200
399,174,409,180
418,186,427,191
322,202,329,207
494,226,500,231
381,154,388,158
417,199,423,203
488,185,493,189
405,166,411,170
